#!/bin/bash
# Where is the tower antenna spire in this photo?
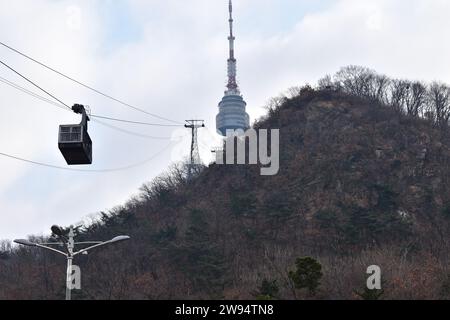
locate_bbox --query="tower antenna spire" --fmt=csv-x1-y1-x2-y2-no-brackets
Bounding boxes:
227,0,238,94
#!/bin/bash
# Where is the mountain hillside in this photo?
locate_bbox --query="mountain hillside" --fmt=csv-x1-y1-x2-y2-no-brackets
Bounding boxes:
1,67,450,300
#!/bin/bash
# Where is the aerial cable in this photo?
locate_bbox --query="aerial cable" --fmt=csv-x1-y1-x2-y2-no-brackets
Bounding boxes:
0,41,183,125
0,59,72,110
0,74,184,128
92,119,187,140
0,75,68,111
0,140,175,173
0,61,184,170
89,114,182,127
0,76,183,140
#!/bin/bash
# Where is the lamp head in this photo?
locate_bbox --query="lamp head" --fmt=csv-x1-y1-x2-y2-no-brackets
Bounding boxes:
51,225,64,237
109,235,131,244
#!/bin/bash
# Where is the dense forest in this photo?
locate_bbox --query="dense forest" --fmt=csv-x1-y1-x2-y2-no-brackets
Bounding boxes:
1,66,450,300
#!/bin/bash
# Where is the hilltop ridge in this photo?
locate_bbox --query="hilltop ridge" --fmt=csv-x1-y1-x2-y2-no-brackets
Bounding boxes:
1,66,450,300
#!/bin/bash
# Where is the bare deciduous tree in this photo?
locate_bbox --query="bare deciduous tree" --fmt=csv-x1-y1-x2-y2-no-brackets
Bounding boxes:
335,66,376,98
369,74,391,104
428,82,450,127
408,81,427,117
389,79,410,113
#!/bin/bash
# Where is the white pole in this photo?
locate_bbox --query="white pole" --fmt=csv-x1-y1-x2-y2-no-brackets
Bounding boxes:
66,256,73,301
65,226,75,301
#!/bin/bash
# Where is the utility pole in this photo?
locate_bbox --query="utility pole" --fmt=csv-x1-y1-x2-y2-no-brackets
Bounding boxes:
185,120,205,180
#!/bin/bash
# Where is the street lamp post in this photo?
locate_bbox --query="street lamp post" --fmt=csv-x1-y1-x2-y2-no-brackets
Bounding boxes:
65,227,75,301
14,225,130,300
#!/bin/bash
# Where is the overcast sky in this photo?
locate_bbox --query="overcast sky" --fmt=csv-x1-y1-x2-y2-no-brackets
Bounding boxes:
1,0,450,240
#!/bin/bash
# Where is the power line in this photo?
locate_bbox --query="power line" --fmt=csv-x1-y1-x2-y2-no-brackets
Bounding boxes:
0,41,183,125
0,141,175,173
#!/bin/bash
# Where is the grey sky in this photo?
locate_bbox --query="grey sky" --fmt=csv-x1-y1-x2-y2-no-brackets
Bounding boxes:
1,0,450,240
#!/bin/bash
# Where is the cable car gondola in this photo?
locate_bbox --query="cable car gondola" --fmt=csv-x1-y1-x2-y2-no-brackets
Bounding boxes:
58,104,92,165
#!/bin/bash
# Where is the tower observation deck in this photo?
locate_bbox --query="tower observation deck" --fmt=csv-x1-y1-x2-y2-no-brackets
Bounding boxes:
216,0,250,136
